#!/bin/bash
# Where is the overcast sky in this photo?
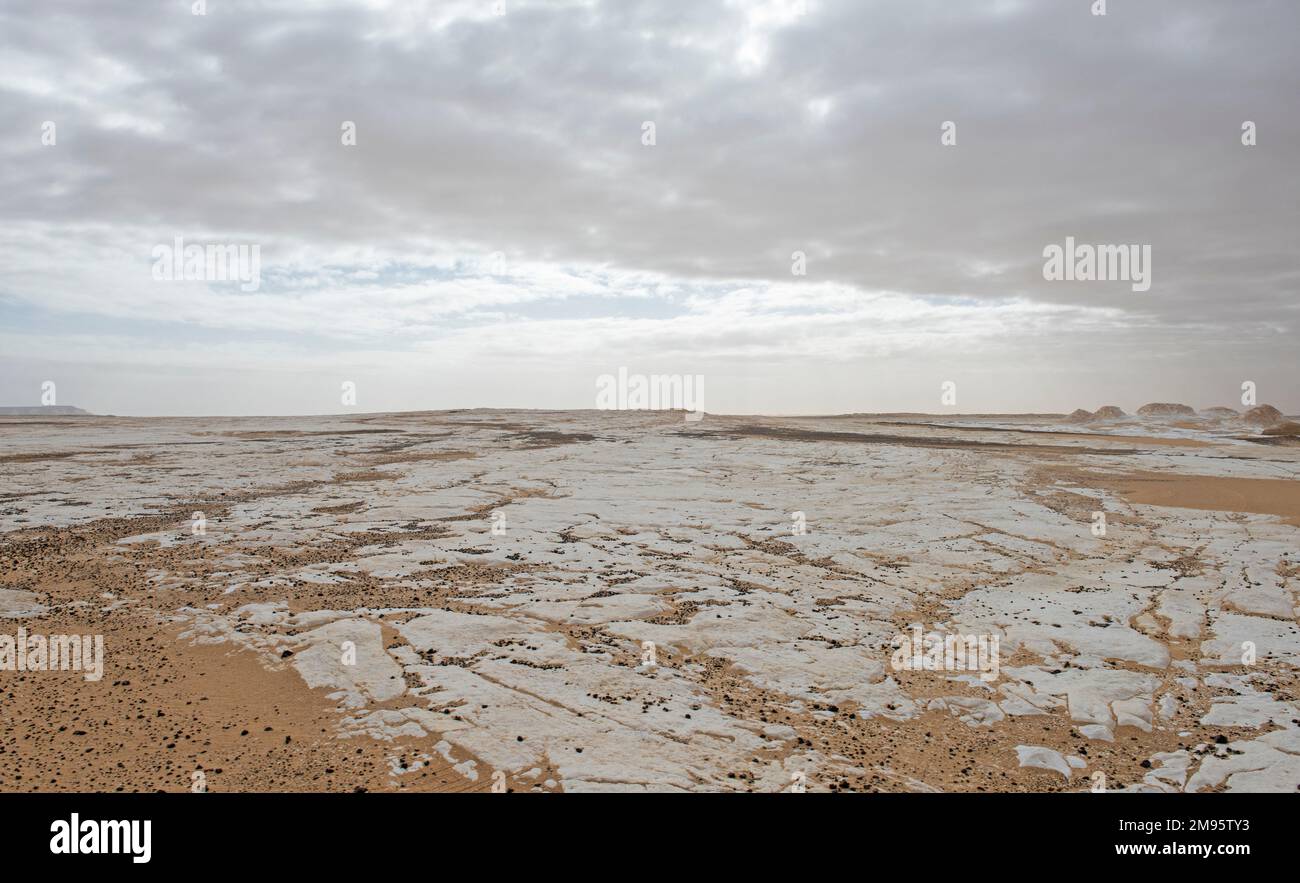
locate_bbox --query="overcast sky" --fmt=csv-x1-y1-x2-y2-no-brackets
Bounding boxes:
1,0,1296,416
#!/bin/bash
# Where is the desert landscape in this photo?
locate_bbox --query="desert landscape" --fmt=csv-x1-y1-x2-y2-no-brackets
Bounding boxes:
2,404,1297,793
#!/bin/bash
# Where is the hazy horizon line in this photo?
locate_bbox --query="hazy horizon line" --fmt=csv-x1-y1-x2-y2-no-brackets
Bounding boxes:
2,404,1292,421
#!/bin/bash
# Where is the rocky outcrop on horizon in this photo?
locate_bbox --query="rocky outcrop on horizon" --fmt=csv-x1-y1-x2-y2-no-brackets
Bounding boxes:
0,405,90,416
1137,402,1196,417
1243,404,1285,426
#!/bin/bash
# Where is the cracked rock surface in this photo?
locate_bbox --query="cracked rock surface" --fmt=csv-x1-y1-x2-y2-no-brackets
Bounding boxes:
2,409,1298,792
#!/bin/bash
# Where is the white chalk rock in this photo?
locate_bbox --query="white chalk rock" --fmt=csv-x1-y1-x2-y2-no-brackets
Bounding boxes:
1113,696,1153,732
1078,724,1114,742
1015,745,1072,779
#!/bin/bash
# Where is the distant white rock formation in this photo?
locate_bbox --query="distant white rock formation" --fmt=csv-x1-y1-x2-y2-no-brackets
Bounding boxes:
1136,402,1196,417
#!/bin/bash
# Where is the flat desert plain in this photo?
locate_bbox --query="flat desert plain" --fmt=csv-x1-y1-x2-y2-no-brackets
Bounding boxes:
2,408,1298,793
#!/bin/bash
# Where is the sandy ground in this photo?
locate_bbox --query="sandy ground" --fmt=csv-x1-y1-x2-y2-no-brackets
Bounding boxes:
1,408,1298,792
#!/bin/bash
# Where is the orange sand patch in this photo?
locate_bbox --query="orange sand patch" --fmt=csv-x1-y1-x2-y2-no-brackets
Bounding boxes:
1090,471,1300,527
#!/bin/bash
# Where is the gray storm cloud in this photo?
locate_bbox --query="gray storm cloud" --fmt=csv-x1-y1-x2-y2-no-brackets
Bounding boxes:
0,0,1296,415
